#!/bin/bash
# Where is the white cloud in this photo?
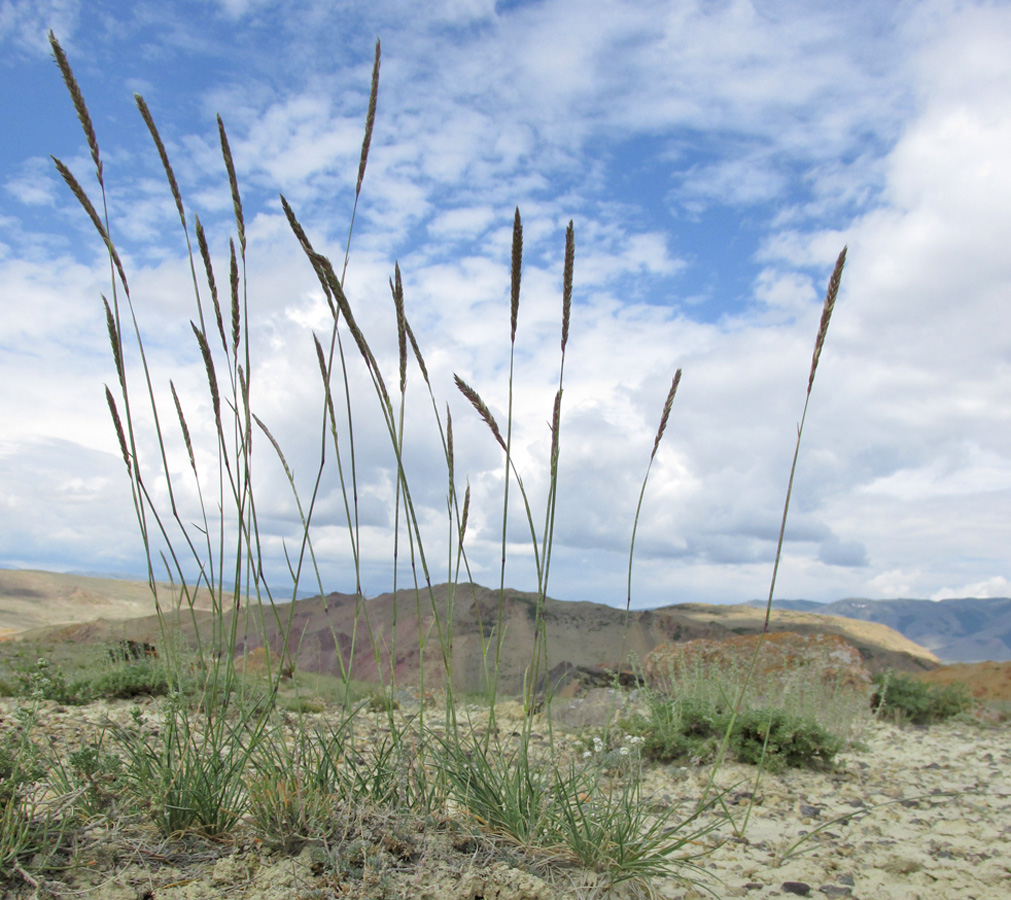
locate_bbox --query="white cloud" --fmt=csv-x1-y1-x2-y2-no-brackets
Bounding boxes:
3,0,1011,610
0,0,80,56
932,576,1011,601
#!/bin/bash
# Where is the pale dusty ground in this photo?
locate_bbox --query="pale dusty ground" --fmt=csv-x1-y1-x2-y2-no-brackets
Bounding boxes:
1,697,1008,900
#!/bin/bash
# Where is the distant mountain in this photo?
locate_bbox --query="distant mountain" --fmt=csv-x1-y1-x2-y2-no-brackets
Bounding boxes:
747,597,1011,662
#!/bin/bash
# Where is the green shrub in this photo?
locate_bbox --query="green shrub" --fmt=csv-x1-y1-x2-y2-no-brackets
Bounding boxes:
622,692,842,771
0,707,64,872
49,743,126,820
88,660,170,700
731,707,842,772
11,658,88,705
872,670,971,724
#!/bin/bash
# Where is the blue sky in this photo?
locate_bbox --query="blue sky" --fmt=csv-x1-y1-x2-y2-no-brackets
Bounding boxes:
2,0,1011,609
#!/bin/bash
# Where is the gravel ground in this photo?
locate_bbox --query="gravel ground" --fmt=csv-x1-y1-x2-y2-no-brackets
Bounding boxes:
1,698,1008,900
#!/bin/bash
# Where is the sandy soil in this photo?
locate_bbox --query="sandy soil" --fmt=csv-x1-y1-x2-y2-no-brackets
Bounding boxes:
1,695,1008,900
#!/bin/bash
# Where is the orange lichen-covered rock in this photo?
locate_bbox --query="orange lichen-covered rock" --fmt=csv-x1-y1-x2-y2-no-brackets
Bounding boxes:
644,631,872,694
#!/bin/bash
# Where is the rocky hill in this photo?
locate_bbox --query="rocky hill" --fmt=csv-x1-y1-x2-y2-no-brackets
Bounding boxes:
3,572,938,693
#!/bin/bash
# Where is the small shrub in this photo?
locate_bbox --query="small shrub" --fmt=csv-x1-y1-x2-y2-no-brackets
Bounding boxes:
49,742,126,820
623,691,842,770
731,707,842,771
88,660,170,700
11,658,88,705
871,670,971,724
0,707,63,872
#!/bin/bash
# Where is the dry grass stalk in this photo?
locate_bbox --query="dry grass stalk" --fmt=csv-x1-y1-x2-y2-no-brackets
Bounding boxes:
357,39,381,197
105,387,131,474
561,220,574,354
50,158,129,294
135,94,185,228
171,381,196,472
195,217,227,351
49,32,101,184
807,247,847,395
454,375,507,452
651,370,683,462
510,208,522,343
217,115,246,254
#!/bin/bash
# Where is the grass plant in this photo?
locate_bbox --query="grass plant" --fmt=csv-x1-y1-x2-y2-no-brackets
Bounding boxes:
10,28,852,897
0,706,65,874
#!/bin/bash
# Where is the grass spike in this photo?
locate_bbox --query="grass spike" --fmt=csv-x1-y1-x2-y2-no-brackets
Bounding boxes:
49,32,101,183
229,238,240,355
651,370,682,463
357,38,380,197
454,375,507,452
50,157,129,294
510,207,522,343
135,94,185,229
808,247,847,396
562,219,574,353
217,115,245,254
105,386,131,475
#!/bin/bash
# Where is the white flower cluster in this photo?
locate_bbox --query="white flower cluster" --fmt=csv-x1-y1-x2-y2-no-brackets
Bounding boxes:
581,734,644,759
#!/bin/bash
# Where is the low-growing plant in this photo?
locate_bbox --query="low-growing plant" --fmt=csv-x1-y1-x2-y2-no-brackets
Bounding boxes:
548,759,721,893
732,707,842,772
0,707,64,874
248,714,351,849
87,659,171,700
622,690,842,771
10,657,88,705
437,733,556,845
113,698,258,837
871,670,971,724
48,740,126,821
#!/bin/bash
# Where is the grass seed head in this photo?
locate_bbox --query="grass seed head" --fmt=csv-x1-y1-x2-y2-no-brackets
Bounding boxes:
135,94,185,228
651,370,682,462
357,38,381,197
807,247,847,396
49,31,102,183
455,375,507,452
217,115,246,254
510,208,522,343
562,220,574,354
105,387,131,474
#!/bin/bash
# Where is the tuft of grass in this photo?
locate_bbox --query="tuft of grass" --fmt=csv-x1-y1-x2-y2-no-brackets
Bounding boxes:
112,700,258,837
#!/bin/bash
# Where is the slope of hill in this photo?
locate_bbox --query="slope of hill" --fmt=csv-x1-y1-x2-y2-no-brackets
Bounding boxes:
7,575,938,693
0,567,210,637
749,596,1011,662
